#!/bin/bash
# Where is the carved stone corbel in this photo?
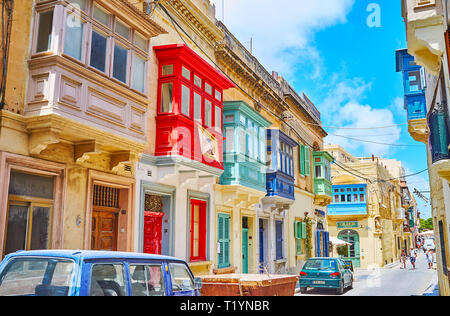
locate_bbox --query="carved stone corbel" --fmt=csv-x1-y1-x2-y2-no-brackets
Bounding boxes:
29,127,61,156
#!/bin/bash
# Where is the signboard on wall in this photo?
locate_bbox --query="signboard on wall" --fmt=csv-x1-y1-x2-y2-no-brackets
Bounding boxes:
337,221,359,229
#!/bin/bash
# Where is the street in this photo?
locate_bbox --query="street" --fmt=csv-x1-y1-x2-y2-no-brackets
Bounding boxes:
295,252,438,296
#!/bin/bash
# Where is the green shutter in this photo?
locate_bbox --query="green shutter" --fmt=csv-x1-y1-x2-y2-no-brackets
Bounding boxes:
305,146,310,177
300,144,305,175
218,213,231,268
301,222,307,239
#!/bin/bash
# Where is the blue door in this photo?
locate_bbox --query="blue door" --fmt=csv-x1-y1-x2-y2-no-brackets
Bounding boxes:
242,228,249,274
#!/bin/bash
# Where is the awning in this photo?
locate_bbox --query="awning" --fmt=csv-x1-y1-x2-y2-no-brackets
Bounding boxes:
329,237,352,246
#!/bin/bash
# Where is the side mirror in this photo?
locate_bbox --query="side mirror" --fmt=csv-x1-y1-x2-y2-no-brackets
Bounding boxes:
194,277,203,290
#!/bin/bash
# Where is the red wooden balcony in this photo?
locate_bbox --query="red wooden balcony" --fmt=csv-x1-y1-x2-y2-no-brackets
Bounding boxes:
154,44,234,171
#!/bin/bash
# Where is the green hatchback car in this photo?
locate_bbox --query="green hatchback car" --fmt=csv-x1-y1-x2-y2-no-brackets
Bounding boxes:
299,257,353,295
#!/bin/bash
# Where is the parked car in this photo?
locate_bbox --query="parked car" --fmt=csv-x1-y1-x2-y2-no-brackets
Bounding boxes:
299,257,353,295
0,250,202,296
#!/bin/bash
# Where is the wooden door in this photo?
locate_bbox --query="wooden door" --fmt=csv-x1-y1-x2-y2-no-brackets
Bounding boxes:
91,208,119,251
242,228,249,274
143,211,164,255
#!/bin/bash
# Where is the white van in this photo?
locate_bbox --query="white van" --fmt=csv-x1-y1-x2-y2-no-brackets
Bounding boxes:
423,239,435,251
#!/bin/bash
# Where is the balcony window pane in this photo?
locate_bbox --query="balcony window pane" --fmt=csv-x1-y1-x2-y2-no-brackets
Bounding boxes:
205,83,212,95
205,100,212,127
113,43,128,83
182,67,191,80
69,0,86,11
225,127,234,152
90,31,107,72
315,165,322,178
194,92,202,123
215,106,222,132
240,130,246,154
162,65,173,76
93,5,110,26
64,14,84,60
161,82,173,113
115,21,130,40
215,90,222,101
36,11,54,53
132,54,146,93
134,33,148,51
194,75,202,88
181,85,190,117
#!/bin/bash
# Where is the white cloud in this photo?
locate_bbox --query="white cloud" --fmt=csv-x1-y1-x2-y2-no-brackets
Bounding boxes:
210,0,355,78
322,78,402,157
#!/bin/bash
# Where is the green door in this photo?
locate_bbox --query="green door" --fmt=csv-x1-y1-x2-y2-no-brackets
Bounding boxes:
338,230,361,268
218,213,231,268
242,228,249,273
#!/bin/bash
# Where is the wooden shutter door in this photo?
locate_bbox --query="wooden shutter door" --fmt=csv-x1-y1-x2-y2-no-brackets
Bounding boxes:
305,146,311,176
190,199,207,262
218,213,230,268
275,221,283,259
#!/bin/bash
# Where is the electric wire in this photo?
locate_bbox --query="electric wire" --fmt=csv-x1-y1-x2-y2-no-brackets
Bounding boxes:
329,134,424,147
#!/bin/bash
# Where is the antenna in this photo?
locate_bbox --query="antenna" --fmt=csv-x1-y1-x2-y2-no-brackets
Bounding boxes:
250,37,253,54
222,0,224,22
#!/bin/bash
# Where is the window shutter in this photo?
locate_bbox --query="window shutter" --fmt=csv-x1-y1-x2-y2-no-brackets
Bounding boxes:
276,221,283,260
305,146,310,176
301,222,307,239
299,144,305,175
218,213,230,268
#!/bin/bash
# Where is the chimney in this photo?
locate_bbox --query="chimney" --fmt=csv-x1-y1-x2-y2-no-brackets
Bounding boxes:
372,155,374,162
272,71,279,80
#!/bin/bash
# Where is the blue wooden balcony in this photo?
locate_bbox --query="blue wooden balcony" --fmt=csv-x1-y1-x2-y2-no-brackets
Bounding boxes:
265,129,298,200
328,184,368,216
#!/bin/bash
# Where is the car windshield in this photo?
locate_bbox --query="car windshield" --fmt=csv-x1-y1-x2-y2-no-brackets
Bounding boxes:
0,257,75,296
303,259,337,271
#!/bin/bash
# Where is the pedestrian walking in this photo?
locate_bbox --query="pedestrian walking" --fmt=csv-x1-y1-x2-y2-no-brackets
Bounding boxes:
426,249,433,269
400,249,407,269
410,247,417,269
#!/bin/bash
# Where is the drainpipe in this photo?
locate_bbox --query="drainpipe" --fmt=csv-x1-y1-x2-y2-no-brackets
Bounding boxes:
0,0,14,110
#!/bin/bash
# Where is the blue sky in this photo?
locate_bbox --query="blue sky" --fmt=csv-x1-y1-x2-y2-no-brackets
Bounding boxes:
212,0,431,218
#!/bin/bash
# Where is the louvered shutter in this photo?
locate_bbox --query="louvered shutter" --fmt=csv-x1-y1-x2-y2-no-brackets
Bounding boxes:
299,144,305,175
218,214,230,268
301,222,307,239
276,221,283,260
305,146,311,176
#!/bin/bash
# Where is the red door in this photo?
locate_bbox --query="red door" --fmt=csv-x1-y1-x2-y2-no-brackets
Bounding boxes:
190,199,207,262
143,211,164,255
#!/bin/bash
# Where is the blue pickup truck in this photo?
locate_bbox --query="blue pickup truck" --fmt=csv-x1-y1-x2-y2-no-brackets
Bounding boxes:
0,250,202,296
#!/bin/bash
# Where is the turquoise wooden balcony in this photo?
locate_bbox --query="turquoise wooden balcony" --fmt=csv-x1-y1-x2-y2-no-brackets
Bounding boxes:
219,101,271,192
312,151,333,206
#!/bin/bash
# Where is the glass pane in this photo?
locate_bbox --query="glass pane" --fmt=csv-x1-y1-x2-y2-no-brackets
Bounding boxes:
205,83,212,95
129,265,165,296
93,5,110,26
215,106,221,132
90,31,107,72
132,54,146,93
4,205,28,256
113,44,128,83
162,65,173,76
9,171,54,199
134,33,148,51
225,127,234,152
182,67,191,80
181,85,190,117
90,264,127,296
160,82,173,113
115,21,130,40
64,14,84,60
69,0,86,11
215,90,222,101
30,206,51,250
194,92,202,123
169,263,194,292
194,75,202,88
36,11,53,53
205,100,212,127
0,258,75,296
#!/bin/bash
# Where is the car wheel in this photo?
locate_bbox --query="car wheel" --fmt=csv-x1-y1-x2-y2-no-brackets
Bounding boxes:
300,287,307,294
336,280,344,295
